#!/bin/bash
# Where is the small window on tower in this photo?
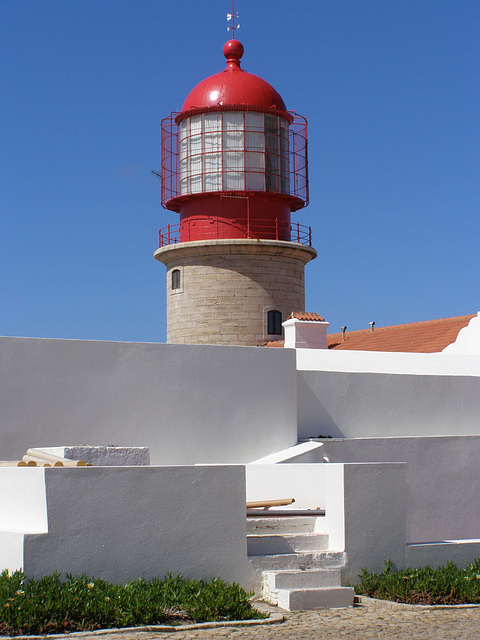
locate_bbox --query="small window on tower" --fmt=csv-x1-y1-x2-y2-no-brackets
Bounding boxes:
267,310,282,336
171,269,181,290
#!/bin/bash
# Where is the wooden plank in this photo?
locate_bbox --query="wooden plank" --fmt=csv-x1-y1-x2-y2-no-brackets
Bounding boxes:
246,498,295,509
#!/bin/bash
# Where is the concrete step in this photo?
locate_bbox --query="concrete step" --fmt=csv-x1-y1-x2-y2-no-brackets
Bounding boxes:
247,532,328,555
276,587,355,611
263,568,342,592
249,551,346,572
246,516,318,535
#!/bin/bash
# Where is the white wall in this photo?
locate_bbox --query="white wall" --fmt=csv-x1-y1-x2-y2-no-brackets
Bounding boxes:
0,465,252,585
0,337,297,464
247,460,480,582
323,463,407,583
310,436,480,544
297,369,480,440
250,441,324,464
443,313,480,355
0,467,48,534
246,461,407,584
296,348,480,376
407,541,480,569
0,533,24,573
246,463,326,509
342,463,407,582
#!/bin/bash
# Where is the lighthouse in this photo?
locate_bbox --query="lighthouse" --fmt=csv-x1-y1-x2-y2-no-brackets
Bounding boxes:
154,36,316,346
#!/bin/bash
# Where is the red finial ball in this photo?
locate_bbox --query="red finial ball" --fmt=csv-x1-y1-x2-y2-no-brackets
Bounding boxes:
223,39,244,60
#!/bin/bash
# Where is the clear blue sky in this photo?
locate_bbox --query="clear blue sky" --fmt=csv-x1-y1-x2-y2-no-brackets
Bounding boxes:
2,0,479,342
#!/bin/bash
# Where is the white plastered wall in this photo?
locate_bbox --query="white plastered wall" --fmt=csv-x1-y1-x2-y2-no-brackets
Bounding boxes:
297,349,480,439
246,463,326,510
324,463,407,583
316,436,480,543
443,312,480,355
0,467,49,574
0,466,252,586
0,337,297,464
406,541,480,569
0,468,48,534
245,460,407,583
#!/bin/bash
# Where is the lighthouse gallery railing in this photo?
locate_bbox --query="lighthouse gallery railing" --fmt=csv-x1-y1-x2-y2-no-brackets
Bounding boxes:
158,219,313,248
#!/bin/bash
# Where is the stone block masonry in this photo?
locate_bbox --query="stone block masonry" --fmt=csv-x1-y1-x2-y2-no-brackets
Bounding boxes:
154,239,317,346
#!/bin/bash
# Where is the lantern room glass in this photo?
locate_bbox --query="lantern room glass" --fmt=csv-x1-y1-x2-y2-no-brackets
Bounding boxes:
178,111,290,196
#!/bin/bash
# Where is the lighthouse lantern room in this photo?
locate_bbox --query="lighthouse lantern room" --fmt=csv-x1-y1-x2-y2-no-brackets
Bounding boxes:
154,33,317,346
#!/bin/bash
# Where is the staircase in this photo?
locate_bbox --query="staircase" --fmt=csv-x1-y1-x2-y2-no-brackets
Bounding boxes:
247,515,354,610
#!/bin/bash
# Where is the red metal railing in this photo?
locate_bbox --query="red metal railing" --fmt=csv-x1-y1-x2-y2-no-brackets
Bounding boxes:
158,218,313,248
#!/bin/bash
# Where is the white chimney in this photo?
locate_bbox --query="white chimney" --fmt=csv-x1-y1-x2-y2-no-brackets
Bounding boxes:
283,313,330,349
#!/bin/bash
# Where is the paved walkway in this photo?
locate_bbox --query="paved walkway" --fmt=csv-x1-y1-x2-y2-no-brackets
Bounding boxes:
83,604,480,640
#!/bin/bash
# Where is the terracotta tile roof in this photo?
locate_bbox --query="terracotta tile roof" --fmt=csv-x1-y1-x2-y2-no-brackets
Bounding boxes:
327,315,475,353
288,312,326,322
265,340,285,348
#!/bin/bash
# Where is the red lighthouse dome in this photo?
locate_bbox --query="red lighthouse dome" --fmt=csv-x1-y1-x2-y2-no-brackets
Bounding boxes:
160,39,309,244
180,40,287,115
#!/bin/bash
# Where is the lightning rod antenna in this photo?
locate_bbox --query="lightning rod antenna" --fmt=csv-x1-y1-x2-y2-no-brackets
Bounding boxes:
226,1,240,39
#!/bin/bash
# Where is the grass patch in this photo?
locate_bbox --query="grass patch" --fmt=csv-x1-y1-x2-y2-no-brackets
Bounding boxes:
0,571,265,636
356,559,480,605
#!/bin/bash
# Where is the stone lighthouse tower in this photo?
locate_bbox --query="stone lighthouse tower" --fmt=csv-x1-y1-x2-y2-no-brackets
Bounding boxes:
155,36,316,346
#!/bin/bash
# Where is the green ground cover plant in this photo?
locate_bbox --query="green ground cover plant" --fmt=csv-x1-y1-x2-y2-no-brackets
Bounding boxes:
0,571,265,636
356,559,480,605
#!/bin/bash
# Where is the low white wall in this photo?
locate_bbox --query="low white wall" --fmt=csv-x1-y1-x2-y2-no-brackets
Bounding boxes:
323,463,407,583
0,465,251,585
246,461,407,584
0,337,297,464
316,436,480,543
247,461,480,581
0,533,24,573
0,468,48,534
406,541,480,569
246,463,326,510
341,463,407,582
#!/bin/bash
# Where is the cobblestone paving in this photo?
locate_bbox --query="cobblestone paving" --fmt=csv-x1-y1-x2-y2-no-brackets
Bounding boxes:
90,604,480,640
